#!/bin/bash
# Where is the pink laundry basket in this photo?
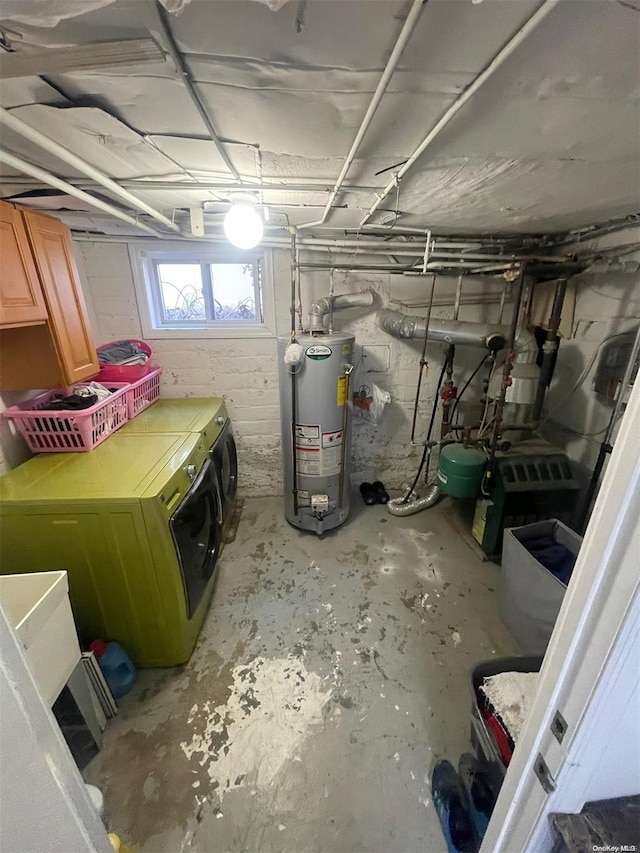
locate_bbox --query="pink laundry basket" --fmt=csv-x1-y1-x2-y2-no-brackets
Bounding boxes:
3,385,129,453
123,367,162,419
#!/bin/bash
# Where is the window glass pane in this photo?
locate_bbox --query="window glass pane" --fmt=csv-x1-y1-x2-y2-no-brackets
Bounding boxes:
209,264,257,320
156,263,205,322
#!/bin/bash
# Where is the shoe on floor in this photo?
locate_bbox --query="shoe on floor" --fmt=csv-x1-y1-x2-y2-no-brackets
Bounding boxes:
359,482,376,505
372,480,389,504
458,753,500,841
432,759,479,853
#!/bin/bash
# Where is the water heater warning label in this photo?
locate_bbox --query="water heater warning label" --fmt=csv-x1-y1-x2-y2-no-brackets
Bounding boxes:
294,424,342,476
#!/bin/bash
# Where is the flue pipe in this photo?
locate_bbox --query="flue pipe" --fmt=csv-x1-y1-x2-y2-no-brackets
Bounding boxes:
360,0,561,226
378,307,507,349
298,0,426,229
0,107,183,235
0,150,162,237
308,291,375,331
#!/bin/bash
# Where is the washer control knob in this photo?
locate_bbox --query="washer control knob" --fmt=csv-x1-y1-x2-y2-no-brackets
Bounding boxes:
215,416,225,427
185,464,197,480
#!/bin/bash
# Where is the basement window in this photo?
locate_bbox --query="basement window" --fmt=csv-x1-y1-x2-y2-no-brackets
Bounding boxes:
130,244,275,338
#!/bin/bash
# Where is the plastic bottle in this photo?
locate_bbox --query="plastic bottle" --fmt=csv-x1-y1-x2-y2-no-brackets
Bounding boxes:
90,639,136,699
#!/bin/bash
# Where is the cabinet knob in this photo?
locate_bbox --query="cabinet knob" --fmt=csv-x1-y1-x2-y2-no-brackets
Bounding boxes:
215,416,225,426
185,464,197,480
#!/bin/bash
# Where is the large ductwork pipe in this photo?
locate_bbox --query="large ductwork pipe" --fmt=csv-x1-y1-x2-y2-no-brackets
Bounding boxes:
308,291,375,331
377,307,538,360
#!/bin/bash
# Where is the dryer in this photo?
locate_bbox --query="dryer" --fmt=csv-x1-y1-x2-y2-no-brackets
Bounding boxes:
122,398,238,536
0,431,223,667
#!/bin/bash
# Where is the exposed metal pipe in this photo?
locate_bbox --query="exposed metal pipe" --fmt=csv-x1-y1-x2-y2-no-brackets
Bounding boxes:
0,106,184,235
307,291,375,331
360,0,561,226
532,277,567,421
154,1,240,181
483,265,528,495
298,0,427,229
0,175,381,193
377,308,507,350
0,150,162,237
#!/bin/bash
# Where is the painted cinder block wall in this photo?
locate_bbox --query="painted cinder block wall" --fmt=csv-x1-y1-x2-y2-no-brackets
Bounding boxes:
73,240,507,496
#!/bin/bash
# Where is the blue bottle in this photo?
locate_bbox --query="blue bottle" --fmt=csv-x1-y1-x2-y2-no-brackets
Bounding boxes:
90,639,136,699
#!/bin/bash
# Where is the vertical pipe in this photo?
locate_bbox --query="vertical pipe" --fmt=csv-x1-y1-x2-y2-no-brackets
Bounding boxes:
290,230,299,515
532,278,567,421
410,273,437,445
483,265,527,494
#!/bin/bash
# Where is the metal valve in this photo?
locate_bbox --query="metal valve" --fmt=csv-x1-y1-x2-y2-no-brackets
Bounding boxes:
185,464,197,480
215,416,225,426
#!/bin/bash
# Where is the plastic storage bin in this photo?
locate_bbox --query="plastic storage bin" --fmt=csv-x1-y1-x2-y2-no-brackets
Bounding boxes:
469,656,543,782
96,339,153,383
501,519,583,654
3,385,129,452
123,367,162,418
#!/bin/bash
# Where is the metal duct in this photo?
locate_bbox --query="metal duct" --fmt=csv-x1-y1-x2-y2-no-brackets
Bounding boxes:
377,308,539,359
308,291,375,331
377,308,506,351
387,484,443,516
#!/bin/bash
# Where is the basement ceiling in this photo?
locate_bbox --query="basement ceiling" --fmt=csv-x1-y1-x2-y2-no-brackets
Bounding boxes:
0,0,638,237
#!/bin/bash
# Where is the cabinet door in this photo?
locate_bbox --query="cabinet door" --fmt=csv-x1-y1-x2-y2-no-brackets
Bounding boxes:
22,209,99,384
0,200,47,327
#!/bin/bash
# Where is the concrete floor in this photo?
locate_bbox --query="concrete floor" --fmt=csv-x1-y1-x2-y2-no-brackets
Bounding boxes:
85,496,518,853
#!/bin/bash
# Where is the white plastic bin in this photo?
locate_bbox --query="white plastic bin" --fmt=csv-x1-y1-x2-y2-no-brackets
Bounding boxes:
501,519,582,654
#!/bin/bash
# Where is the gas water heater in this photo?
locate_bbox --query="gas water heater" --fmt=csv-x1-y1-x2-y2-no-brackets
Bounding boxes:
278,332,354,534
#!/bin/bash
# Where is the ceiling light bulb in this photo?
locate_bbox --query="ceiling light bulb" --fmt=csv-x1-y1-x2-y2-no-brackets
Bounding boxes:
223,199,264,249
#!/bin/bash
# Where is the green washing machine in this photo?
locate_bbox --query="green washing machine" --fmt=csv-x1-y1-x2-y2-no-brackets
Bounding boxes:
121,398,238,539
0,431,224,667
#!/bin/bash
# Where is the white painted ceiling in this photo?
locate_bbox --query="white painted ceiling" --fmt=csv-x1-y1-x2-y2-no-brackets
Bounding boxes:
0,0,639,237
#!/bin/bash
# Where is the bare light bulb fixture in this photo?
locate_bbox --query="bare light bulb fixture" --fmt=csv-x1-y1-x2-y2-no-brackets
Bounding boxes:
223,193,264,249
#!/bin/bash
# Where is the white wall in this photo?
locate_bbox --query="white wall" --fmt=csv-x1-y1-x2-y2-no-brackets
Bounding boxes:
542,247,640,474
0,603,112,853
75,239,506,496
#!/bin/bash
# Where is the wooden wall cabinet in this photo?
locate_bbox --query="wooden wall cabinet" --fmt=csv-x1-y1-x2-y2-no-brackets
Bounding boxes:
0,201,99,390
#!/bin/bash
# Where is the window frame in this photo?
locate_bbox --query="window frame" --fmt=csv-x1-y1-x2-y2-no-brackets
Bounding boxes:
129,242,276,339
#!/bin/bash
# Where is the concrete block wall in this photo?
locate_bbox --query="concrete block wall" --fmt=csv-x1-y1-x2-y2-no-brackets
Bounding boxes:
76,239,506,496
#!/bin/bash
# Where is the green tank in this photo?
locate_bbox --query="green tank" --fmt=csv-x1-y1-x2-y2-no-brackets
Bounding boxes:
437,444,486,499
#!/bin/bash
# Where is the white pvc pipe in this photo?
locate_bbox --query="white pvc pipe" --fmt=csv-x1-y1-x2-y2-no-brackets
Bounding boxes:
298,0,426,229
0,150,162,237
360,0,561,226
0,106,184,235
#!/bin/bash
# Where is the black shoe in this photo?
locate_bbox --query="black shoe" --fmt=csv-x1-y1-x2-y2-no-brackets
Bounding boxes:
458,753,500,842
432,760,479,853
372,481,389,504
359,482,376,505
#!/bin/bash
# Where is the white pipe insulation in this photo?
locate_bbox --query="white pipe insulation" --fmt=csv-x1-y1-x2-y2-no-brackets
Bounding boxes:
298,0,426,229
0,150,163,237
0,106,185,236
360,0,561,227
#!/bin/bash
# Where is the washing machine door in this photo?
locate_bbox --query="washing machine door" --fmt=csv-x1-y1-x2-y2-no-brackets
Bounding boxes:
170,460,222,618
215,424,238,512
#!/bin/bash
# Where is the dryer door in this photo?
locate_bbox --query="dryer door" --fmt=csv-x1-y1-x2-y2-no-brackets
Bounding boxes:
214,424,238,513
170,460,221,618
